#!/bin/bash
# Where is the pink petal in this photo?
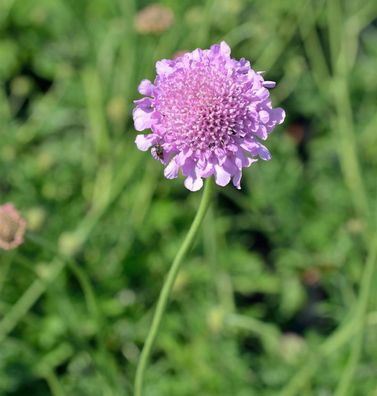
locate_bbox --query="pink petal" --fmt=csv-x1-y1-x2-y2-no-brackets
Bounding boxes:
181,157,204,191
262,80,276,89
235,151,256,169
222,157,238,174
133,108,154,131
254,87,269,101
197,160,214,177
269,107,286,124
232,169,242,189
133,97,153,111
164,158,180,179
214,165,231,187
191,48,203,61
256,145,271,160
156,60,174,76
181,157,196,177
184,176,203,191
220,41,231,56
221,156,243,189
210,41,231,58
255,125,268,140
135,134,158,151
241,139,271,160
259,110,270,124
138,79,154,96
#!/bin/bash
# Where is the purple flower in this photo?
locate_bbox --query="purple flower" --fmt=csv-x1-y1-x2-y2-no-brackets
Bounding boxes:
133,41,285,191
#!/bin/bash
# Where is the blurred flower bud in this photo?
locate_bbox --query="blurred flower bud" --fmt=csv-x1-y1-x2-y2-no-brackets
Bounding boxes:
135,4,174,34
302,267,321,286
25,207,46,231
172,270,188,294
107,96,127,125
59,232,82,256
287,122,305,144
11,76,32,97
0,203,26,250
346,218,364,235
279,333,307,364
207,307,225,334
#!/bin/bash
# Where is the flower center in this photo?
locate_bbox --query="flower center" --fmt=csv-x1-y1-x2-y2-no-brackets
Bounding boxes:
155,62,249,153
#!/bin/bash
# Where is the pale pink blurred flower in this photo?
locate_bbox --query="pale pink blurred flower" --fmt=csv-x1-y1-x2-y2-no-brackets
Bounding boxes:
0,203,26,250
135,4,174,34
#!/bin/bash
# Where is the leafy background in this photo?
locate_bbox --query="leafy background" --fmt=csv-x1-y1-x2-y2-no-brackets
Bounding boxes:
1,0,377,395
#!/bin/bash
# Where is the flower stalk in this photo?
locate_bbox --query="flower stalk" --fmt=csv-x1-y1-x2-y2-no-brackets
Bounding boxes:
134,178,213,396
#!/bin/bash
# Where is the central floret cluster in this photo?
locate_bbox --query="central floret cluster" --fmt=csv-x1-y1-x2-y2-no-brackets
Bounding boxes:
134,41,285,191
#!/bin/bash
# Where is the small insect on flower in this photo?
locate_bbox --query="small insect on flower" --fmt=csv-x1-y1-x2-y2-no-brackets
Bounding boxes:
0,203,26,250
153,144,164,161
133,41,285,191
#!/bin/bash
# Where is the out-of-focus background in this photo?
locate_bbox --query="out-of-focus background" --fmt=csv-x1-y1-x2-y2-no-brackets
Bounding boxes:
1,0,377,395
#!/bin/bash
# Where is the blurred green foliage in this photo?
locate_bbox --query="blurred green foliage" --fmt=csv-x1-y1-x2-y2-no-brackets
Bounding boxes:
1,0,377,395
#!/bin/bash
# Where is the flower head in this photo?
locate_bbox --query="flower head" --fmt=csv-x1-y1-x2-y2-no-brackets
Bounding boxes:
0,203,26,250
133,41,285,191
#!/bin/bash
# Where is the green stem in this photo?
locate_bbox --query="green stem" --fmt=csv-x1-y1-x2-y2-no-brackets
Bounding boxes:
333,235,377,396
134,178,213,396
44,370,66,396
